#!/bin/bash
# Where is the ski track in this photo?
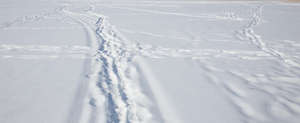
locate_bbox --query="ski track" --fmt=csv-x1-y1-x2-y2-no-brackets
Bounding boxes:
0,44,91,59
0,44,91,53
99,5,246,21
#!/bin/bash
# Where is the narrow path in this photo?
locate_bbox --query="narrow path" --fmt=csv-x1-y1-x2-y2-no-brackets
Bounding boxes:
61,7,155,123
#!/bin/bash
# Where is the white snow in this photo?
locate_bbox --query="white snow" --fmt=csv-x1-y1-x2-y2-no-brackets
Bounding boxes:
1,0,300,123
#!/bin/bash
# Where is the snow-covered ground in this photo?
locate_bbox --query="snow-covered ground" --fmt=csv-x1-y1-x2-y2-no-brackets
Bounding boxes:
1,0,300,123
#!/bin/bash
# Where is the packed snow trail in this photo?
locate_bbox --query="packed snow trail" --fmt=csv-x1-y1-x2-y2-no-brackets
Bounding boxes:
0,44,91,59
60,6,157,123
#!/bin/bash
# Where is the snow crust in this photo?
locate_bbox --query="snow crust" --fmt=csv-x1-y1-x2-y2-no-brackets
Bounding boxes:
1,0,300,123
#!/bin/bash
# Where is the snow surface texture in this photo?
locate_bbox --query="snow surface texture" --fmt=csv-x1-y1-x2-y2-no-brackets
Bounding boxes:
1,0,300,123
